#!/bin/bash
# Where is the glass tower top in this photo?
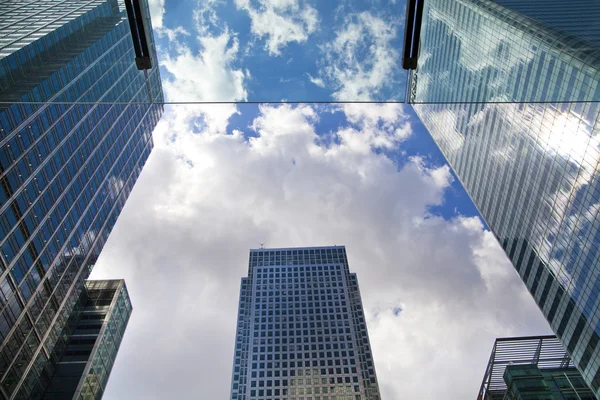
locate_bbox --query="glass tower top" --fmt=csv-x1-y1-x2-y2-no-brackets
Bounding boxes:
0,0,108,58
230,246,381,400
0,0,163,105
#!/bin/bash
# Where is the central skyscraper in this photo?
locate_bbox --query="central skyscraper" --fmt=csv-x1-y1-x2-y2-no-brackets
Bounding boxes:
0,0,162,398
230,246,380,400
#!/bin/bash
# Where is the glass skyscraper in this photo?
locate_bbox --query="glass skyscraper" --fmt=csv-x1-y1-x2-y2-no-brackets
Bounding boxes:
230,246,380,400
411,0,600,396
0,0,162,398
42,279,131,400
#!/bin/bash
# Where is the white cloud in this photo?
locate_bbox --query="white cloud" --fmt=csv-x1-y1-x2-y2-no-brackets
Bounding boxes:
156,26,190,42
335,103,412,154
160,28,247,132
235,0,318,56
149,0,247,131
148,0,165,29
307,73,325,88
161,30,247,103
91,104,550,399
319,12,400,101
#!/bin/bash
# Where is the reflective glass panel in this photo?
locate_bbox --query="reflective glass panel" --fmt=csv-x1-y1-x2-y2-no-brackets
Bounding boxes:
410,0,600,104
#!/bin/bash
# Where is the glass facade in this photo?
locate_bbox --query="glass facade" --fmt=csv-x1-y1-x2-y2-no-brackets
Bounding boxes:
0,0,163,104
42,279,132,400
412,1,600,396
410,0,600,104
0,1,109,58
415,99,600,396
0,0,162,398
230,246,380,400
504,365,594,400
491,0,600,47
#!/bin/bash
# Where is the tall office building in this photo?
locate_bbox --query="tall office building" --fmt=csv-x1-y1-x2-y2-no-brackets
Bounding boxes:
43,279,132,400
478,335,595,399
0,0,162,398
409,0,600,395
229,246,380,400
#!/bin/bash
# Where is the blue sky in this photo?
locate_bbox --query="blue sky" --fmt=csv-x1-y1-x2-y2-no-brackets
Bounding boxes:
152,0,479,220
88,0,550,398
155,0,407,102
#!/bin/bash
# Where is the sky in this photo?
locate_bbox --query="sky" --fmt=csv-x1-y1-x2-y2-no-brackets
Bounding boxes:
89,0,552,398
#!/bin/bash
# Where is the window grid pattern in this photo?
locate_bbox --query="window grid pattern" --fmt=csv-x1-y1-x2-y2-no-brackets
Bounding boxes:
75,280,132,400
230,247,381,400
0,0,163,104
0,0,107,59
40,279,132,400
0,0,162,398
410,0,600,104
414,98,600,396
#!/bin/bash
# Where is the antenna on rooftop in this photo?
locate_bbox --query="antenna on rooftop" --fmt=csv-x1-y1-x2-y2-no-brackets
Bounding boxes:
259,243,265,249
